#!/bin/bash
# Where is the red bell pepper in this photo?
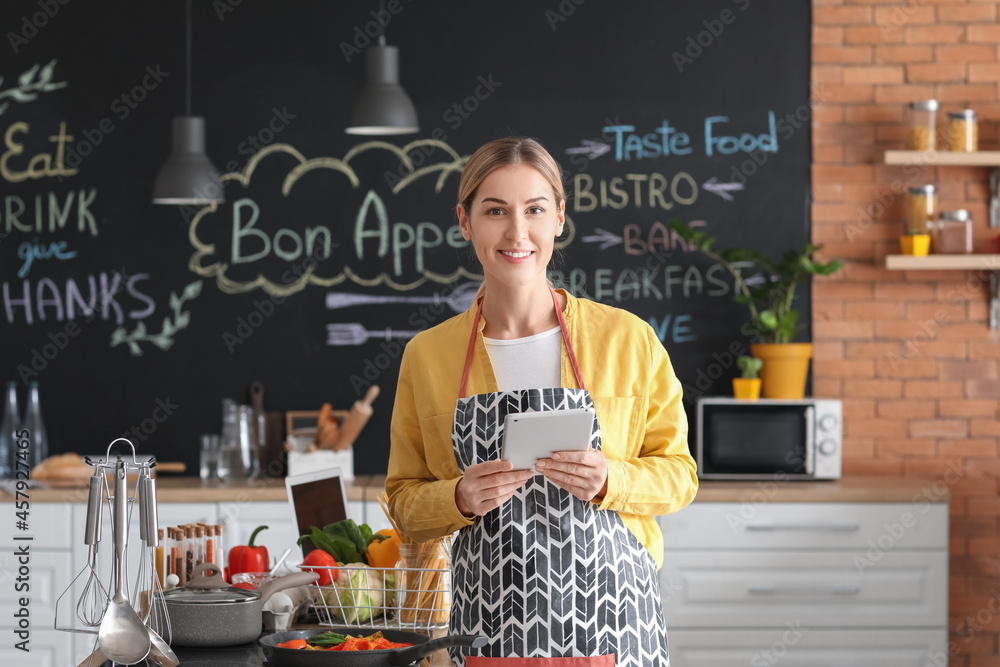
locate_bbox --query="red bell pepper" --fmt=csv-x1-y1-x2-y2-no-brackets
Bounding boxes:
228,525,269,580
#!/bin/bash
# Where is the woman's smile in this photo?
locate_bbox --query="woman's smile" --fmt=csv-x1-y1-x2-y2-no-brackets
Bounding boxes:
499,249,534,261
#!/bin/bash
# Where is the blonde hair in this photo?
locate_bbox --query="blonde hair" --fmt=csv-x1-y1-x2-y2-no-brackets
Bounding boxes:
457,137,565,212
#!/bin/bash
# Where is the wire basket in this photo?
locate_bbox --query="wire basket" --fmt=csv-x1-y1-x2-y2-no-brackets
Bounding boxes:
302,561,452,633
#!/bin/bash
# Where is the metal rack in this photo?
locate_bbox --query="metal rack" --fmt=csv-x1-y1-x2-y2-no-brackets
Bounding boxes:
302,538,453,634
53,438,171,666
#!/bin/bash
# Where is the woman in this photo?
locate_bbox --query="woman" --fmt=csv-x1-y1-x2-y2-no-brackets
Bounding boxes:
387,137,698,666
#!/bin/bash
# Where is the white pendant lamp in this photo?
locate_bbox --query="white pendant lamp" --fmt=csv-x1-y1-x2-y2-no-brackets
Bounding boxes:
345,32,419,136
153,0,224,205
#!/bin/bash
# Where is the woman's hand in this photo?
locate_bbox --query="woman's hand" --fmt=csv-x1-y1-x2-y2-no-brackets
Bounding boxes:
456,460,535,517
535,449,608,502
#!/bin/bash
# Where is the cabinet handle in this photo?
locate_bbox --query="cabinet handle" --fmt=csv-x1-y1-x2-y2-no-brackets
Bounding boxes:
745,522,860,532
748,584,862,596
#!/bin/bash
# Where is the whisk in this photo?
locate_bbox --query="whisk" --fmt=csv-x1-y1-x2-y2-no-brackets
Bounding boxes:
76,472,110,627
137,471,172,644
54,469,110,634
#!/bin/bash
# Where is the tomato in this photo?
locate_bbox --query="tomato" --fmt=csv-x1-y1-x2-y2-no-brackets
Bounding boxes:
302,549,338,586
232,582,256,590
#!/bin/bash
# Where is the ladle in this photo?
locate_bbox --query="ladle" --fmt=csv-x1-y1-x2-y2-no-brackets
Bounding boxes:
97,459,151,663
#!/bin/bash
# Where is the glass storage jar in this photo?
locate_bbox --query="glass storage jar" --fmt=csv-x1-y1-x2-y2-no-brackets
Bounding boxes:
907,185,938,235
394,537,451,630
907,100,939,151
947,109,978,152
935,209,973,254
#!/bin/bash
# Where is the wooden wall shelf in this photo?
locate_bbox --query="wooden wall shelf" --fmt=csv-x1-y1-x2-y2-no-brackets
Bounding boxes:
885,254,1000,270
883,150,1000,166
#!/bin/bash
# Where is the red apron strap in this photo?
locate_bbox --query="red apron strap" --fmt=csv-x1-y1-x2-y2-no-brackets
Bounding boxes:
458,297,485,399
550,287,586,392
459,289,585,398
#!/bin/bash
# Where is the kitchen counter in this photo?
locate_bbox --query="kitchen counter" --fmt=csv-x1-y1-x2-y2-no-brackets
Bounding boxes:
690,475,949,502
4,474,948,504
1,475,390,503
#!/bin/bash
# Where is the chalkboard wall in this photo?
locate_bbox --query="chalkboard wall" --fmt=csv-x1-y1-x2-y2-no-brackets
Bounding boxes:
0,0,811,475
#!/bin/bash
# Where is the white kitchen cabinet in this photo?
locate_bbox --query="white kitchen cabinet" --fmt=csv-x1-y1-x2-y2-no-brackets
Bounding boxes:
660,502,949,664
668,629,948,667
0,549,75,667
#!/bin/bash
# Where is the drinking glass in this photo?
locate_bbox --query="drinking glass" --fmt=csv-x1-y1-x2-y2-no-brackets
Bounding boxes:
199,434,220,481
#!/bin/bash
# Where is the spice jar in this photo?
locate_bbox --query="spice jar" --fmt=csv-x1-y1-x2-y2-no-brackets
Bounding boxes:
947,109,978,152
935,209,973,254
907,100,939,151
907,185,938,234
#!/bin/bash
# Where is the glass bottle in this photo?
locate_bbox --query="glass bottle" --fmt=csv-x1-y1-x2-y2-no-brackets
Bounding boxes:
217,398,241,480
22,382,48,469
947,109,978,152
907,100,939,151
0,382,19,478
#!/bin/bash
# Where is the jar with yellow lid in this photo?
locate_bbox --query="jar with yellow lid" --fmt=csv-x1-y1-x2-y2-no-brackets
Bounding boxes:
907,100,939,151
947,109,978,152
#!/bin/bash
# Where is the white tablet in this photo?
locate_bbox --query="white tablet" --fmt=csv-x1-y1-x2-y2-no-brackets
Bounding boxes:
501,408,595,472
285,467,350,556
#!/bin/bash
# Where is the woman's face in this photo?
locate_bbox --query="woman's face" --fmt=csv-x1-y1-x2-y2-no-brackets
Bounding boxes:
458,164,564,292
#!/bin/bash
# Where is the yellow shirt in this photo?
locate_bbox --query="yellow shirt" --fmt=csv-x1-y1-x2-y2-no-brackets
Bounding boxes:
386,290,698,569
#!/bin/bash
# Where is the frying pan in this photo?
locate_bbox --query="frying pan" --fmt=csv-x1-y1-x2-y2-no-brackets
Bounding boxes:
259,628,487,667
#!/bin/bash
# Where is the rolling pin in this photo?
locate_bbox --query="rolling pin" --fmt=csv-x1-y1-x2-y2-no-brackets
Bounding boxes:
330,384,380,451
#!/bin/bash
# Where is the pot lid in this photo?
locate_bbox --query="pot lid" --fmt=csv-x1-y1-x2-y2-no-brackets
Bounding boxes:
163,562,262,605
162,585,261,605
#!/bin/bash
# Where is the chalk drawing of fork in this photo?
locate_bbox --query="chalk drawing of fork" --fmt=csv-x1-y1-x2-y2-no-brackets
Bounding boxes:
326,323,422,346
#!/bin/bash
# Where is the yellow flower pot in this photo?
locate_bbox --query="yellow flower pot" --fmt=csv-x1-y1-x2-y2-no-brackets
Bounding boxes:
751,343,813,399
900,234,931,256
732,378,762,400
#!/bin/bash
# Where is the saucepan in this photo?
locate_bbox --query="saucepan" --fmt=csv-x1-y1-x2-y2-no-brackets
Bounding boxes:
259,627,488,667
163,563,318,647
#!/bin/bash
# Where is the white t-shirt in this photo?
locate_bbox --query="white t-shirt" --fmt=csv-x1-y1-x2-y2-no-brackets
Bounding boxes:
483,326,562,391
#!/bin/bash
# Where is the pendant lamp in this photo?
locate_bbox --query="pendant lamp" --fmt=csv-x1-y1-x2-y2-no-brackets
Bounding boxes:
345,32,419,135
153,0,224,204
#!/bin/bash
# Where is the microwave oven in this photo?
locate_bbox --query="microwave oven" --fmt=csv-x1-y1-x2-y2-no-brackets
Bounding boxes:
695,397,842,480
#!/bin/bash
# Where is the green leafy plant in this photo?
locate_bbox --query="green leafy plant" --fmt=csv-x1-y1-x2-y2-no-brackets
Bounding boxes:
670,220,842,344
737,356,762,379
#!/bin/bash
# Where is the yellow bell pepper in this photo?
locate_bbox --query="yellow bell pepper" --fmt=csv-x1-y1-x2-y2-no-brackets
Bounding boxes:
366,529,401,569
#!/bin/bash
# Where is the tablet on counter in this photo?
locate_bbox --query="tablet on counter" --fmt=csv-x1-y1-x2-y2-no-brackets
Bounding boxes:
285,467,350,556
500,408,595,472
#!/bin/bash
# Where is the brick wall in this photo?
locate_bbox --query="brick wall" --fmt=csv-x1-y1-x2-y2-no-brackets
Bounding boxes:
812,1,1000,664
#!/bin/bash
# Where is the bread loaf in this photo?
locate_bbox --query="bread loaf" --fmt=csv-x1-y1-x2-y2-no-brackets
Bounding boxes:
32,452,91,481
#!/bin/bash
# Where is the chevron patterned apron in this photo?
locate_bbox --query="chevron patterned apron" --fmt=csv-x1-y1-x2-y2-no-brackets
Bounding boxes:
448,290,669,666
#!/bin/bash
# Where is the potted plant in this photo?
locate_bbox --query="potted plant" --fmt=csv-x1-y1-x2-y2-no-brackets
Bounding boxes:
733,356,762,400
900,227,931,256
670,220,842,399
